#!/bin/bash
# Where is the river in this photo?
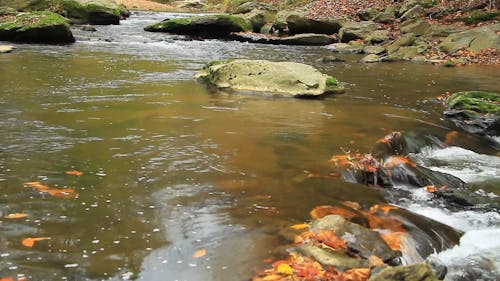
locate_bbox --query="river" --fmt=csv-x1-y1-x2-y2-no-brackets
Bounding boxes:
0,11,499,281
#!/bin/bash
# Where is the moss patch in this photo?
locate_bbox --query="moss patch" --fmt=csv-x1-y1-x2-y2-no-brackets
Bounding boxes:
464,10,499,25
213,14,252,31
446,91,500,115
144,14,252,34
0,10,69,31
326,77,338,86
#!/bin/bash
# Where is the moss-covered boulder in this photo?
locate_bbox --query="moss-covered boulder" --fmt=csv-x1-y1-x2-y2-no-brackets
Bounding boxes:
0,10,74,43
144,14,252,37
229,32,336,46
1,0,128,25
439,23,500,53
272,9,344,35
196,59,345,98
444,91,500,136
368,263,438,281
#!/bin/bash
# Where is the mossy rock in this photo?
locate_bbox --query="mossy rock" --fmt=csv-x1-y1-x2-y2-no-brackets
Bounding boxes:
4,0,127,25
0,10,74,43
144,14,253,37
196,59,345,98
444,91,500,136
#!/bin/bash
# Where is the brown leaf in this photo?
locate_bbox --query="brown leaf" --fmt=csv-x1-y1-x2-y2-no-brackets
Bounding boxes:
66,170,83,176
193,248,206,258
25,182,78,199
4,213,28,219
445,131,459,145
343,268,370,281
310,205,358,220
314,229,347,250
368,255,385,267
290,224,309,230
381,232,406,251
367,214,406,233
22,237,50,247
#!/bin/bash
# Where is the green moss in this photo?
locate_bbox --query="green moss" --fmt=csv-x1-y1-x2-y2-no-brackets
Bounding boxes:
214,14,252,31
204,58,236,68
0,10,69,31
447,91,500,115
144,17,191,31
463,10,499,25
326,77,338,86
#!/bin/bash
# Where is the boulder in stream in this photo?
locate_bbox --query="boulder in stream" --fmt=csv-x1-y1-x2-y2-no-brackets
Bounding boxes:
0,44,15,53
273,9,344,35
144,14,253,37
312,215,400,262
229,32,336,46
444,91,500,136
3,0,129,25
368,263,439,281
196,59,345,98
0,10,74,43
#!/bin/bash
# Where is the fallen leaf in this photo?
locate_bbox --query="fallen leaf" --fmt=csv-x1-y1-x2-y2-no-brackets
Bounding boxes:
367,214,406,233
445,131,459,145
4,213,28,219
22,237,51,247
314,229,347,250
276,264,294,275
369,204,398,215
383,156,417,169
425,185,437,193
25,182,78,199
342,201,361,210
66,170,83,176
0,277,15,281
310,205,358,220
290,224,309,230
368,255,385,267
381,232,406,251
192,249,206,258
343,268,370,281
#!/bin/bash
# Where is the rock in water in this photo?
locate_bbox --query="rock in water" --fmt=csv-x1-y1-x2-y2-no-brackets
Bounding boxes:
368,263,438,281
196,59,345,98
444,91,500,136
0,11,74,43
144,14,252,37
312,215,400,262
0,45,15,53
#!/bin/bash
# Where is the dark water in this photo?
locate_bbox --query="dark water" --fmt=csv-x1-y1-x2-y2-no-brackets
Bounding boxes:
0,11,499,281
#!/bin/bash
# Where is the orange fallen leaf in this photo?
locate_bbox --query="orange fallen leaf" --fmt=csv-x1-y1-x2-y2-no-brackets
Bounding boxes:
24,182,78,199
4,213,28,219
193,249,206,258
383,156,417,169
314,229,347,250
369,204,398,215
425,185,437,193
0,277,15,281
290,224,309,230
381,232,406,251
22,237,51,247
366,214,406,233
343,268,370,281
66,170,83,176
368,255,385,267
445,131,459,145
310,205,358,220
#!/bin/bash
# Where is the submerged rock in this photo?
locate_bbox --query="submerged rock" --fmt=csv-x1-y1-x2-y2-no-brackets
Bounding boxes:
0,44,15,53
295,244,368,271
312,215,400,262
0,11,74,43
326,42,365,54
444,91,500,136
229,32,336,46
368,263,438,281
144,14,252,37
196,59,345,98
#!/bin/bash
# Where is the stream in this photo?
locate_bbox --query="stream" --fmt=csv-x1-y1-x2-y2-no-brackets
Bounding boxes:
0,11,499,281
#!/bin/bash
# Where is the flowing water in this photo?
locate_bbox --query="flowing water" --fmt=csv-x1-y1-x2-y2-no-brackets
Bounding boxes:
0,11,499,281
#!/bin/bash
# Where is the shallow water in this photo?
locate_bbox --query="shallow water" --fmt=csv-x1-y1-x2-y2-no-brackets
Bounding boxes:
0,11,499,281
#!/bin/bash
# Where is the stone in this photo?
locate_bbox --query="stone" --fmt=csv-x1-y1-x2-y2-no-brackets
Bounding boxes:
357,7,379,21
0,44,15,53
0,11,74,43
411,55,427,63
273,10,344,35
440,23,500,53
295,244,368,271
79,25,97,31
176,0,206,10
321,55,345,63
15,0,129,25
144,14,252,37
400,5,425,21
363,45,386,55
444,91,500,136
425,24,467,38
232,1,276,14
366,30,390,44
401,19,430,36
229,32,336,46
368,263,439,281
242,8,277,32
326,42,364,54
373,6,396,24
196,59,345,98
387,33,416,54
361,54,380,63
312,215,400,262
426,256,447,280
339,21,380,42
